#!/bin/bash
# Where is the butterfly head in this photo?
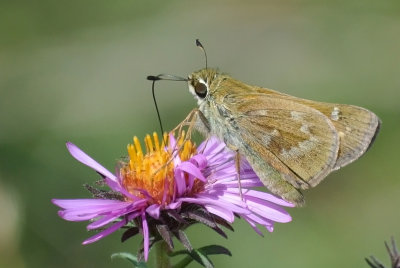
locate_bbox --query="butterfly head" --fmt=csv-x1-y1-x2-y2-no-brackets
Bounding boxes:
188,68,220,102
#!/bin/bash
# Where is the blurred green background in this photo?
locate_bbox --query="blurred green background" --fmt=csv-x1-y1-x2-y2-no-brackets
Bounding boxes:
1,0,399,267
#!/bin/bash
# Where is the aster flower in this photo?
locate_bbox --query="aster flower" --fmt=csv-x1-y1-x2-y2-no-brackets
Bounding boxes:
52,132,293,265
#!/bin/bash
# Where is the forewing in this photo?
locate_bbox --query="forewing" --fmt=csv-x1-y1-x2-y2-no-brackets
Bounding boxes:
255,88,381,170
294,102,380,170
227,93,339,188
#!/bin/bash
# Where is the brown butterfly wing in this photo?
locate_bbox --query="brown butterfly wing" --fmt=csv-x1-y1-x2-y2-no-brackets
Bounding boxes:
255,88,381,170
203,76,379,205
223,93,339,204
292,102,380,170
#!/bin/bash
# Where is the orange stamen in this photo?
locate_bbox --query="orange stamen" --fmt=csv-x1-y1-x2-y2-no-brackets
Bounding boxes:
120,131,203,205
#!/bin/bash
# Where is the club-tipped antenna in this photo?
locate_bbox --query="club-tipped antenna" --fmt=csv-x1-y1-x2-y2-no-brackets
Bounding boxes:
147,74,187,82
196,39,208,69
147,74,188,141
149,78,165,138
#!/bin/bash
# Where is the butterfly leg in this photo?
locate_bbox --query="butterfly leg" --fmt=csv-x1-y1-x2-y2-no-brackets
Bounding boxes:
171,109,210,138
234,149,244,201
151,109,209,179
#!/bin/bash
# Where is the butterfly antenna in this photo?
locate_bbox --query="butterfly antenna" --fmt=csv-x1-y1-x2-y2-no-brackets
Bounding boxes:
149,77,165,137
147,74,188,142
196,39,208,69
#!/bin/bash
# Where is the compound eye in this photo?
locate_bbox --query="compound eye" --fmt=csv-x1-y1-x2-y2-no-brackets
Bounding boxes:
194,82,208,98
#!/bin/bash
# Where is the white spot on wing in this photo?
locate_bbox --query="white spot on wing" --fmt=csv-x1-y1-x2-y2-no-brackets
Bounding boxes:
291,111,303,120
262,136,271,145
271,129,280,136
262,129,280,146
300,124,310,134
280,136,318,159
257,110,268,116
331,107,340,121
247,110,268,116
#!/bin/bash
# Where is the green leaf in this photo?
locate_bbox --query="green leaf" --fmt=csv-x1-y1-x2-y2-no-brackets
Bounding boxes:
190,249,214,268
198,245,232,257
111,252,147,268
171,245,232,268
169,249,190,257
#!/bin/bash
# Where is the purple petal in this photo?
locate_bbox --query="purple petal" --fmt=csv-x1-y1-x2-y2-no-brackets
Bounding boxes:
189,154,207,170
173,153,182,167
168,134,176,150
207,179,263,189
83,219,127,244
86,212,140,230
58,202,133,221
245,197,292,223
53,198,147,222
104,177,137,200
198,137,226,156
244,212,274,228
82,212,138,244
176,162,206,182
211,170,259,182
161,176,171,205
168,135,183,167
241,215,264,236
66,142,117,182
187,176,195,193
204,205,234,222
142,212,149,261
174,169,186,196
245,213,275,232
239,189,295,207
86,213,125,230
86,211,141,230
87,214,122,230
52,199,124,209
166,200,182,209
198,192,247,208
179,196,250,214
146,204,160,219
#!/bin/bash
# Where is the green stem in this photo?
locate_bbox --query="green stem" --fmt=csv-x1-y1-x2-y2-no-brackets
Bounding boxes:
155,241,171,268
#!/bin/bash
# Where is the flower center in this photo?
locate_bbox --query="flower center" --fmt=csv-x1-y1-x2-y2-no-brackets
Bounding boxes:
120,132,201,205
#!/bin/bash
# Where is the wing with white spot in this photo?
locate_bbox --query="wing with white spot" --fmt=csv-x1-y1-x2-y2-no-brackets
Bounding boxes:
226,93,339,191
254,87,381,170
